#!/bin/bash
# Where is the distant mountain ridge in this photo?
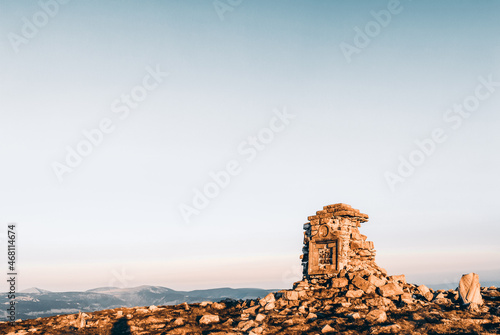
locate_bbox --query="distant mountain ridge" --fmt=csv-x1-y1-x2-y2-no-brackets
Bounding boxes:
1,285,276,320
427,280,500,291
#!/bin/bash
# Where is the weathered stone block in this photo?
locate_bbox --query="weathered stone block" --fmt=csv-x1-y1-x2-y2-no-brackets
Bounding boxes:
378,283,404,297
352,276,375,294
366,309,387,324
331,278,348,288
346,290,364,298
259,293,275,306
400,292,413,304
368,275,387,287
321,324,335,333
459,272,483,306
199,314,219,325
388,274,406,284
417,285,434,301
284,291,299,301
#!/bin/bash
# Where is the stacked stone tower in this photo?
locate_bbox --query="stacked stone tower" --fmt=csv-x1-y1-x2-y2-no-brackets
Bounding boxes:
301,203,380,284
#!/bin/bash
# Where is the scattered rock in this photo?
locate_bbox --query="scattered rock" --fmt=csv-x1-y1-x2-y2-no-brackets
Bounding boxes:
238,320,257,331
75,311,86,328
172,318,185,326
284,291,299,301
331,277,349,288
366,309,387,324
434,298,452,305
371,323,402,334
212,302,225,310
346,289,364,298
388,274,406,284
400,292,413,304
352,276,376,294
378,283,404,297
417,284,434,301
306,312,317,322
321,324,336,333
458,272,484,307
348,312,360,320
368,275,387,287
259,292,275,306
199,314,220,325
264,301,275,310
243,305,259,315
250,326,264,334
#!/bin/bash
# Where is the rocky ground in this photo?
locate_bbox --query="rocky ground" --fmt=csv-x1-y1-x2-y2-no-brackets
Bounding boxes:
2,271,500,334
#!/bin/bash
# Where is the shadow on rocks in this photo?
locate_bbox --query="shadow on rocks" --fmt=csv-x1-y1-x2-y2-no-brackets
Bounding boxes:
110,317,131,335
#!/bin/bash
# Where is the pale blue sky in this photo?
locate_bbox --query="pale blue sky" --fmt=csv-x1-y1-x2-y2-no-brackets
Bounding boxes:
0,0,499,291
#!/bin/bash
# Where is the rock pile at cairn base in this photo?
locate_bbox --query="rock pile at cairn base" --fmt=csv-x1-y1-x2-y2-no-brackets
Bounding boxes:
2,203,499,334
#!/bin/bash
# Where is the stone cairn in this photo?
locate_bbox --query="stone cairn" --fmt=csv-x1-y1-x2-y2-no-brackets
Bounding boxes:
291,203,487,312
301,203,384,285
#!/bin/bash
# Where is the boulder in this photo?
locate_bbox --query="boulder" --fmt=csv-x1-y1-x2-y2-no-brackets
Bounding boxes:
259,292,275,306
347,312,360,320
321,324,335,333
284,291,299,301
368,275,387,287
331,278,349,288
458,273,483,307
371,324,402,334
400,292,413,304
352,276,375,294
366,309,387,324
199,314,220,325
378,283,404,297
212,302,225,310
75,312,86,329
243,305,259,315
306,313,317,322
417,284,433,301
434,298,452,305
172,318,185,326
366,296,392,308
237,320,257,331
250,326,264,335
388,274,406,284
264,301,275,310
346,290,364,298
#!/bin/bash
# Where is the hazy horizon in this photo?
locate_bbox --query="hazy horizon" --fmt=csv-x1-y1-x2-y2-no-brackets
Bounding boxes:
1,0,499,292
